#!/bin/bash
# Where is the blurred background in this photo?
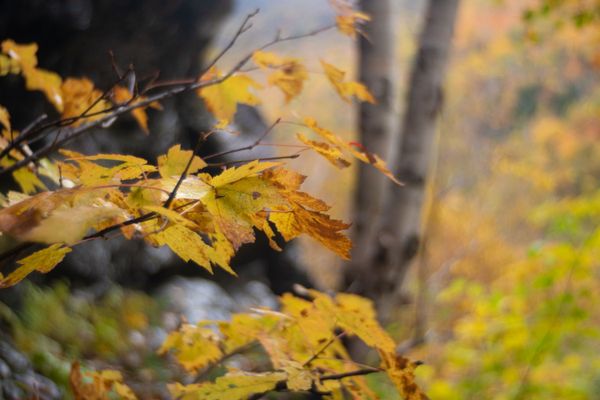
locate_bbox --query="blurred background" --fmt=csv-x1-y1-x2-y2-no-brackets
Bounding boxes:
0,0,599,398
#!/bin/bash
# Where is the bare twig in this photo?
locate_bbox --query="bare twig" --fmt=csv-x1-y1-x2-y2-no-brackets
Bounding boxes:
203,118,281,161
205,153,301,167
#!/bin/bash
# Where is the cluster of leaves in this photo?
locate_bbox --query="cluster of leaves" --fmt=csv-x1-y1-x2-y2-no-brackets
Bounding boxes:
0,3,397,287
159,289,427,399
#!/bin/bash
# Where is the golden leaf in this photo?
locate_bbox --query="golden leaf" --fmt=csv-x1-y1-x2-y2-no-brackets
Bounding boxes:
168,372,286,400
0,244,71,288
1,40,64,111
304,117,401,184
12,167,47,194
157,144,206,179
252,50,308,102
210,160,282,187
152,224,223,274
296,132,351,169
321,60,375,103
159,323,223,372
198,67,261,127
329,0,371,38
60,149,156,185
60,78,109,125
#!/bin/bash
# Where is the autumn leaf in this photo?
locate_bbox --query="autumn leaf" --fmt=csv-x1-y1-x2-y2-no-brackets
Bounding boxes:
321,60,375,103
329,0,371,38
1,40,64,111
296,132,351,169
12,167,47,194
157,144,206,178
61,78,110,125
303,117,401,184
252,50,308,102
151,223,234,274
198,67,262,128
168,372,286,400
60,149,156,185
159,323,223,371
0,244,71,288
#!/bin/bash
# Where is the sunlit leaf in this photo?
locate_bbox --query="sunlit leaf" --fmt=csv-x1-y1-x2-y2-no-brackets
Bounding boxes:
1,40,63,111
198,67,262,127
168,372,286,400
60,78,109,125
157,144,206,179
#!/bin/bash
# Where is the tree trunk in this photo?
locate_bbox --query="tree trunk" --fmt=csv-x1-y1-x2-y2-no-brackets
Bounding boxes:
347,0,394,288
351,0,461,320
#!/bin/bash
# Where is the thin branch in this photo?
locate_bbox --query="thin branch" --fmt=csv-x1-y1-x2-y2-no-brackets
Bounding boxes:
259,24,336,51
205,153,301,167
0,18,333,178
203,118,281,161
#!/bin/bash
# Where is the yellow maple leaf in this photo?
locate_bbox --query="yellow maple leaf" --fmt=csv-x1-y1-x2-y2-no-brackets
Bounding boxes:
159,323,223,372
202,175,286,250
12,167,47,194
209,160,282,187
168,372,286,400
60,78,110,125
198,67,261,127
60,149,156,186
252,50,308,103
321,60,375,103
1,40,64,111
151,223,231,274
157,144,207,179
296,132,351,169
0,244,71,288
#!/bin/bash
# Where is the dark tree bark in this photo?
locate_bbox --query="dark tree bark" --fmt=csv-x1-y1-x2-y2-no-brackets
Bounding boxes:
348,0,461,320
347,0,395,289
